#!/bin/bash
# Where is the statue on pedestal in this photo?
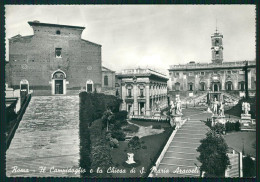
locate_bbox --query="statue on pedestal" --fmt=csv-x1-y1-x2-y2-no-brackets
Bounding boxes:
175,95,182,115
126,153,136,164
242,102,250,115
218,102,225,116
155,100,160,111
212,97,219,115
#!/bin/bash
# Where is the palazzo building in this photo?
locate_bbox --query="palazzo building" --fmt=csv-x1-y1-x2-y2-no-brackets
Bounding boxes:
5,21,107,96
169,29,256,102
116,68,168,116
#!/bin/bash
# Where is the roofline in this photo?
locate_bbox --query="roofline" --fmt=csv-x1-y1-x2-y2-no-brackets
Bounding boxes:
116,73,169,81
28,21,85,29
102,66,115,72
81,39,101,47
9,34,33,40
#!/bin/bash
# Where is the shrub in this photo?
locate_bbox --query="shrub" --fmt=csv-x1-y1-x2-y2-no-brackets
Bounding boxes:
115,110,128,120
88,119,113,177
205,118,212,128
243,156,256,177
152,125,161,129
113,120,122,130
105,132,112,141
111,129,126,141
212,123,225,134
128,136,141,151
225,121,240,132
109,138,119,148
142,145,147,149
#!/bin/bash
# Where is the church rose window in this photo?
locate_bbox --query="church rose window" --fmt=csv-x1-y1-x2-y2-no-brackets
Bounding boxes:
55,48,62,58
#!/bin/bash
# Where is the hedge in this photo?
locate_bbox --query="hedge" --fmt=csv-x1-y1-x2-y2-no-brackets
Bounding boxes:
79,92,122,125
89,119,113,177
225,96,256,119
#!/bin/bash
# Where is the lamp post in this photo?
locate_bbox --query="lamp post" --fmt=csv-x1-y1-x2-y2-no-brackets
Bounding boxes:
243,61,249,100
242,137,245,155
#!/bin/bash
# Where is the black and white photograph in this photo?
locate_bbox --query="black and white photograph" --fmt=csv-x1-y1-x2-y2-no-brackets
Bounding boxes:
4,5,256,178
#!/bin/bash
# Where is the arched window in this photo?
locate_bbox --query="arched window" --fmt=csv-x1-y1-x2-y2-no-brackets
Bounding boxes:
104,75,108,86
200,82,205,91
226,81,233,91
188,83,193,91
239,81,245,91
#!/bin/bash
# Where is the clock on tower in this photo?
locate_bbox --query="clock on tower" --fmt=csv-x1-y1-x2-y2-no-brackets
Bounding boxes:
211,28,223,64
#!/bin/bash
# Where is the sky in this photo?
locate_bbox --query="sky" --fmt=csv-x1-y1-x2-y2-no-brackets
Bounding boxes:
5,5,256,74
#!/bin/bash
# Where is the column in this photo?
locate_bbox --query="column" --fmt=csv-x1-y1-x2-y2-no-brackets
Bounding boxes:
145,83,150,116
207,78,211,91
221,72,225,90
133,83,138,115
121,83,127,110
248,69,252,89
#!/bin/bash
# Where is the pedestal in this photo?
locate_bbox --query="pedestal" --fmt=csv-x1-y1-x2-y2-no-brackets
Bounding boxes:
212,115,226,126
241,114,251,120
240,114,253,129
126,153,136,164
171,114,183,129
154,111,161,117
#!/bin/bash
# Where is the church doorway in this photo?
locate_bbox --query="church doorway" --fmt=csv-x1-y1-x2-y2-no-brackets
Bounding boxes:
55,80,63,94
51,69,66,95
212,83,220,92
86,80,94,92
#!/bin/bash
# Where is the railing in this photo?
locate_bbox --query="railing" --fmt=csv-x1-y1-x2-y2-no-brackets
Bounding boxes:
169,61,256,70
6,94,32,150
129,115,168,122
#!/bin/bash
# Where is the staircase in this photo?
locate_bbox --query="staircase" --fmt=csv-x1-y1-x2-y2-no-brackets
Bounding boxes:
151,109,211,177
6,96,80,177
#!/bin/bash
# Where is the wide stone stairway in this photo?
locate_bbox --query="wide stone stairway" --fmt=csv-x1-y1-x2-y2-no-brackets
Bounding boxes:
6,96,80,177
154,109,211,177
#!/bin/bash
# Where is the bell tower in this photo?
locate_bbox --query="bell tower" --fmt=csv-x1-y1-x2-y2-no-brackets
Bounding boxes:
211,26,223,64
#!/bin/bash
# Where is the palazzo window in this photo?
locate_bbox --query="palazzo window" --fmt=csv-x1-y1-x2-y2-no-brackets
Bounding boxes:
140,89,144,97
200,82,205,91
175,82,180,91
128,89,132,97
55,48,62,58
226,82,233,91
188,83,193,91
240,82,245,91
104,75,108,86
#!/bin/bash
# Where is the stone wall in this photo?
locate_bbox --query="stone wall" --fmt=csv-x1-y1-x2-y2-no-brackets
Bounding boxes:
7,22,102,93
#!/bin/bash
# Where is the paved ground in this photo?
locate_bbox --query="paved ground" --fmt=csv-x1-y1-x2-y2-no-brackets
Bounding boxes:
154,108,211,177
6,96,80,177
127,120,165,138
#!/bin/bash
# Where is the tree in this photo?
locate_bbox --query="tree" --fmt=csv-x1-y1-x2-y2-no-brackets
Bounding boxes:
101,109,114,131
197,130,230,177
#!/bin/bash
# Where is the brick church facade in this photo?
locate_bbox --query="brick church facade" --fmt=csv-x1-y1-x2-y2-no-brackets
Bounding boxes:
168,29,256,103
6,21,107,95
